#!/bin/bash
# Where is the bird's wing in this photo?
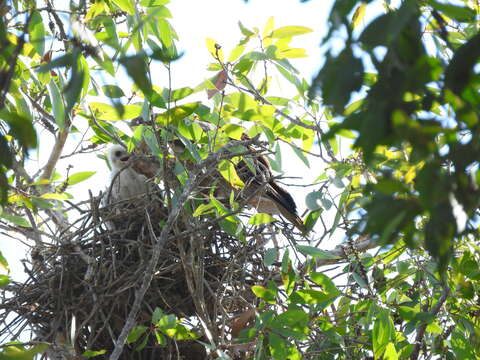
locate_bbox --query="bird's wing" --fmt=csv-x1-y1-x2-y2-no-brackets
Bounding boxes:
235,156,306,233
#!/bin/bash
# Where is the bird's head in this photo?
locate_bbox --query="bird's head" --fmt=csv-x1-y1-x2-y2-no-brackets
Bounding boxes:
108,145,132,170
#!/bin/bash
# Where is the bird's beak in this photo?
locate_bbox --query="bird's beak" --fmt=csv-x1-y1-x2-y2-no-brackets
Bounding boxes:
120,154,131,162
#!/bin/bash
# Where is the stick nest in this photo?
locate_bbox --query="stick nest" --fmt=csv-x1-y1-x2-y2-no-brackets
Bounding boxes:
1,178,299,359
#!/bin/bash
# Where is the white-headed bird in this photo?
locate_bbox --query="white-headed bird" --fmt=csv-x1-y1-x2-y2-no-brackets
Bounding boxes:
107,145,152,204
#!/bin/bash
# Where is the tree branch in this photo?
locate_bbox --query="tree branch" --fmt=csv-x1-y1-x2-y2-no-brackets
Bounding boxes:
410,283,450,360
40,126,70,183
108,136,263,360
313,236,378,268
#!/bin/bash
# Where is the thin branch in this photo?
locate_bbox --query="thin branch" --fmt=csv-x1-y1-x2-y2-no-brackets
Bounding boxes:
308,236,379,270
410,283,450,360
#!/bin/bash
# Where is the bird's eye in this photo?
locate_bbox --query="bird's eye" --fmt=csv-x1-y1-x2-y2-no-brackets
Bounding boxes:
115,151,122,157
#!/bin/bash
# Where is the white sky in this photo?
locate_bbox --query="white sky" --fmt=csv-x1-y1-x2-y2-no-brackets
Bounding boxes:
2,0,340,281
168,0,330,85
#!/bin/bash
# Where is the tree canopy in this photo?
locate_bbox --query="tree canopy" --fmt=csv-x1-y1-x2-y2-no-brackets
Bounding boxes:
0,0,479,359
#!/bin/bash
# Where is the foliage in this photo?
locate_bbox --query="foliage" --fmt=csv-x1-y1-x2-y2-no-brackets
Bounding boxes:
0,0,479,359
313,0,480,271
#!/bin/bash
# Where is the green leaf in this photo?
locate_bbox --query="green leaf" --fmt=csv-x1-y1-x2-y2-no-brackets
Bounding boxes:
251,285,277,304
112,0,135,14
170,87,194,102
444,33,480,95
269,332,288,360
238,21,255,37
0,110,37,149
0,343,49,360
451,330,476,359
0,274,11,287
82,349,107,358
135,333,149,351
102,85,125,98
126,326,148,344
140,0,170,7
152,17,173,46
310,272,341,296
304,209,321,232
152,307,164,324
193,203,215,217
290,289,332,305
289,143,309,167
264,248,278,266
155,102,200,125
150,46,182,63
352,271,369,289
228,92,258,112
221,123,244,140
383,343,399,360
271,26,313,38
37,53,73,72
428,0,476,22
31,197,54,209
89,102,142,121
48,79,66,128
248,213,275,226
351,3,367,30
278,48,307,59
358,12,396,48
85,1,106,21
305,191,322,211
156,313,176,330
78,55,90,100
321,198,332,210
119,53,152,97
163,323,198,340
228,44,246,62
67,171,96,186
64,51,87,116
150,90,167,108
296,245,340,260
373,309,394,358
0,213,31,227
315,48,363,113
218,159,244,188
206,37,223,61
154,330,166,345
29,11,45,56
39,193,71,200
0,250,9,271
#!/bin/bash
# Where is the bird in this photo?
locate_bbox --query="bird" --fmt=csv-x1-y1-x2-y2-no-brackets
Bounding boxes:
128,117,306,232
169,135,306,233
234,152,306,233
102,145,166,235
106,145,153,204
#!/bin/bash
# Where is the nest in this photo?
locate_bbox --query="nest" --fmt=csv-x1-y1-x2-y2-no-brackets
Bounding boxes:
0,185,297,359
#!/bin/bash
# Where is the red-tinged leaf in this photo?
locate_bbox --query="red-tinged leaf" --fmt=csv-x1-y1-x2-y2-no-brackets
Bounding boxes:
41,50,52,63
207,70,228,99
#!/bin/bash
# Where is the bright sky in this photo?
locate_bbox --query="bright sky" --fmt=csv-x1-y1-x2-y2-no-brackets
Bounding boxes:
168,0,331,85
2,0,338,281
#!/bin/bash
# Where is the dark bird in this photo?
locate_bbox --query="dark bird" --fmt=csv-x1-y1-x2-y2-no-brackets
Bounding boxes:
129,117,306,232
234,152,306,233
